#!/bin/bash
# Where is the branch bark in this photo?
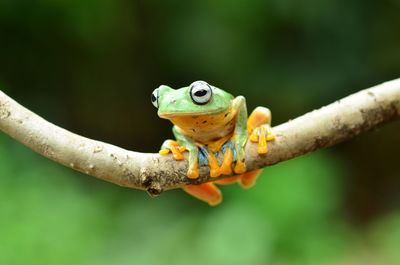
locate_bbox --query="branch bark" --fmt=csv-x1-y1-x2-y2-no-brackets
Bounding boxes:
1,79,400,196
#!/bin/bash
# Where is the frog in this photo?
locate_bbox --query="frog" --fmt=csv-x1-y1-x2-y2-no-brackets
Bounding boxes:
151,80,274,206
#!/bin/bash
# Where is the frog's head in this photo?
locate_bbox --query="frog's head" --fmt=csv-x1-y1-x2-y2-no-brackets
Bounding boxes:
151,81,234,119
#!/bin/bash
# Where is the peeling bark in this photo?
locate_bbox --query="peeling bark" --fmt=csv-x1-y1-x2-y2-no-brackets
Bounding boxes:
0,79,399,195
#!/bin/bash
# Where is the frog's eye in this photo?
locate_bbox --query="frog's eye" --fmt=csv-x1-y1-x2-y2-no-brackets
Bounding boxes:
190,81,213,105
151,89,159,108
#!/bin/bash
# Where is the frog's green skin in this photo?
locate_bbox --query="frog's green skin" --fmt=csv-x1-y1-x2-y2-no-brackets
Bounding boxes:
153,81,248,179
151,81,274,205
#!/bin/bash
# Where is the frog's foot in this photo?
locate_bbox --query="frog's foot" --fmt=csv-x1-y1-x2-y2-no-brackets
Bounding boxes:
248,107,275,155
219,146,233,175
182,182,222,206
238,169,263,189
207,152,221,178
234,156,247,174
198,146,221,178
219,140,246,175
159,140,187,160
249,125,275,154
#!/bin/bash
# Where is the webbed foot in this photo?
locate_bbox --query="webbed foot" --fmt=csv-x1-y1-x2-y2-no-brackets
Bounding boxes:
197,146,221,178
238,169,262,189
249,125,275,154
160,140,199,179
159,140,187,160
183,182,222,206
219,139,246,175
208,152,221,178
219,147,233,175
248,107,275,154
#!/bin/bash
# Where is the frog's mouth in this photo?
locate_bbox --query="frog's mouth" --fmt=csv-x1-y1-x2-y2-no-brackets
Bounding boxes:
158,112,203,119
158,111,216,118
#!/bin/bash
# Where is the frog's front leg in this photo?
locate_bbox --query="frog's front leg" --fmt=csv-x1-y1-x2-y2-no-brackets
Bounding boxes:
172,126,200,179
159,126,199,178
231,96,248,174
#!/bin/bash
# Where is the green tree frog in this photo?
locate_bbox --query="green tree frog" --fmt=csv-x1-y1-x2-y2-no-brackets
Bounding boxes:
151,81,274,206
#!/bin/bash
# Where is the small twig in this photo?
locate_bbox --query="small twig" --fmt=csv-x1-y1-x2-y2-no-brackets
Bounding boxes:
0,79,399,196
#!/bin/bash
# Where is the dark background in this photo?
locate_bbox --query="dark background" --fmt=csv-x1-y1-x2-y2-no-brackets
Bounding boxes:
1,0,400,264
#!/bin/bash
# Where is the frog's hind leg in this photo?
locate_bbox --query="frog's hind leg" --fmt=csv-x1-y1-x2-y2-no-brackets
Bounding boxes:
238,169,263,189
248,107,275,154
214,169,262,188
214,176,239,185
182,182,222,206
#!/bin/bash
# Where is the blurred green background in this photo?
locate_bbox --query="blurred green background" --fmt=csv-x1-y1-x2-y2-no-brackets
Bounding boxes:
1,0,400,264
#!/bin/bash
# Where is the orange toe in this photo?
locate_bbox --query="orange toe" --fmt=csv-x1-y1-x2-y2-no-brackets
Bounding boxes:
257,126,268,154
234,158,246,174
170,145,184,160
159,149,170,155
220,147,233,175
249,129,259,143
208,152,221,178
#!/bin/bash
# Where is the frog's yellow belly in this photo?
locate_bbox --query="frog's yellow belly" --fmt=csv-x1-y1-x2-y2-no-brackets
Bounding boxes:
170,108,236,144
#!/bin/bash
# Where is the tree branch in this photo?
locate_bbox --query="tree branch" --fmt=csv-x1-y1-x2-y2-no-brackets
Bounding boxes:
1,79,400,196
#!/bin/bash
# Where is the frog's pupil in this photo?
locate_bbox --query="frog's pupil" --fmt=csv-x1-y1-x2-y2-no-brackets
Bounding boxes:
194,89,207,97
151,93,156,102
